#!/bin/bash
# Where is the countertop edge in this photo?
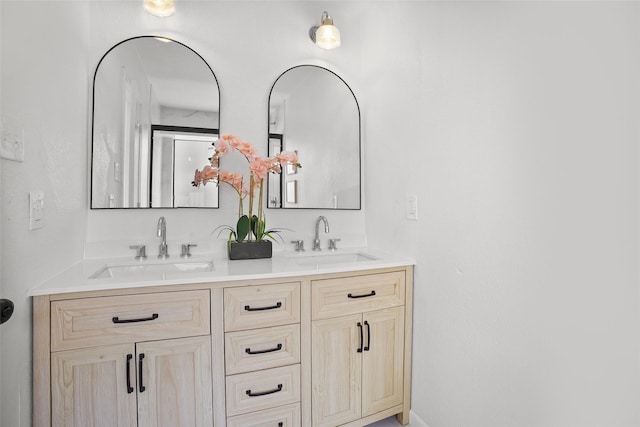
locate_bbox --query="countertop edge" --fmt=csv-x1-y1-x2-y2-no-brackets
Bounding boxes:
28,248,416,297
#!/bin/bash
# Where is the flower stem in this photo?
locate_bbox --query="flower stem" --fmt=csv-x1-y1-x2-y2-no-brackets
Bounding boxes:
248,175,255,241
258,178,264,240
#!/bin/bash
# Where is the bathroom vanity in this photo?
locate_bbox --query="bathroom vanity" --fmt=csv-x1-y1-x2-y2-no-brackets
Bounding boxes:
30,250,413,427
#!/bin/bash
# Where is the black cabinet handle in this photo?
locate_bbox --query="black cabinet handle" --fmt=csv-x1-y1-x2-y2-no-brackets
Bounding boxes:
246,383,283,397
364,320,371,351
245,343,283,355
357,322,363,353
244,302,282,312
347,291,376,299
112,313,159,324
126,354,134,394
138,353,146,393
278,423,283,427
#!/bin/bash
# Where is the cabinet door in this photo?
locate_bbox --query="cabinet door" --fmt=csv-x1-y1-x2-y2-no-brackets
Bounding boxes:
137,336,213,427
311,313,362,427
362,306,405,417
51,343,137,427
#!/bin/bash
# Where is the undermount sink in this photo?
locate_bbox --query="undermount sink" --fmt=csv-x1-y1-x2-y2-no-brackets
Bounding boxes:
90,259,214,279
286,251,377,266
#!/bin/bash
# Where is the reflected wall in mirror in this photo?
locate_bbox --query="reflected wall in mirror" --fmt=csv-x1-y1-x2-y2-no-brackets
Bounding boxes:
268,65,361,210
91,36,220,209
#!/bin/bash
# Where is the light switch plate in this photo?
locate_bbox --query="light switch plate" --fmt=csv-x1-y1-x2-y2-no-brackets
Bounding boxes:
406,195,418,220
29,191,45,230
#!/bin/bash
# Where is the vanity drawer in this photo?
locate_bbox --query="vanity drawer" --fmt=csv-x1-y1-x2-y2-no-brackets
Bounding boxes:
51,290,210,351
227,402,301,427
225,324,300,375
311,271,405,320
224,283,300,332
226,364,301,417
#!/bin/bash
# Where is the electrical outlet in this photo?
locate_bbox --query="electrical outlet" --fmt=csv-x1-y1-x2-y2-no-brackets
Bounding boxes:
29,191,45,230
406,195,418,220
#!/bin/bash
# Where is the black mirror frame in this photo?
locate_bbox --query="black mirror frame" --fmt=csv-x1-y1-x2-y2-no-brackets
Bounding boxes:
90,35,221,209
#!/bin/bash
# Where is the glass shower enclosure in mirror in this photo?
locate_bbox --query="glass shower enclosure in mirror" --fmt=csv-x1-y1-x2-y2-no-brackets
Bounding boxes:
91,36,220,208
268,65,361,210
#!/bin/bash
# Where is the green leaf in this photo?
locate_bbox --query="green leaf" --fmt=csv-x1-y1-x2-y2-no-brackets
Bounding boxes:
227,232,234,250
236,215,250,241
251,215,267,241
212,224,235,239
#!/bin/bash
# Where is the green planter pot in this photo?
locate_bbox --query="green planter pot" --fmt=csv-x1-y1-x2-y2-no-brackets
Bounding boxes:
228,240,273,260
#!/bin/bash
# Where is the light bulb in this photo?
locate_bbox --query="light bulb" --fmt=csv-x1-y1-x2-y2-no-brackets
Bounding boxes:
315,25,341,49
144,0,175,17
310,11,341,50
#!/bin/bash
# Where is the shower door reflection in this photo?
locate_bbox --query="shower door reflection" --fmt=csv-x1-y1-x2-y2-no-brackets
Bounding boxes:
150,126,219,208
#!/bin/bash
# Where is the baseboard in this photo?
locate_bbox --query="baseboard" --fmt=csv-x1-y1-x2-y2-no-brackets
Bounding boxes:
409,410,430,427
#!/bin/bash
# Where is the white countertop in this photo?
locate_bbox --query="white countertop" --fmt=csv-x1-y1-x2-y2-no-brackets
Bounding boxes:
28,247,415,296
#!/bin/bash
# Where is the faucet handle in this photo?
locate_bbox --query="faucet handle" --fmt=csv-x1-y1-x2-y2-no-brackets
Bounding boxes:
291,240,305,252
328,239,341,251
129,245,147,260
180,243,197,258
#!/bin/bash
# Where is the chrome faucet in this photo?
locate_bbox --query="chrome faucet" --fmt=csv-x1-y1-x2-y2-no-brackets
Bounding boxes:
313,216,329,251
157,216,169,259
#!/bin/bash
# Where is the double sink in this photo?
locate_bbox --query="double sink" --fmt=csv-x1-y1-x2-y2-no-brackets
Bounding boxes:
89,251,377,280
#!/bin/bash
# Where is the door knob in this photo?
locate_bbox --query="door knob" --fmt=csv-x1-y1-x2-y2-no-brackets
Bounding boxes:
0,299,14,325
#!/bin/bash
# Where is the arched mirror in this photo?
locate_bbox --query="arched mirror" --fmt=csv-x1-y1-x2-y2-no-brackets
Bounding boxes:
91,36,220,209
267,65,361,210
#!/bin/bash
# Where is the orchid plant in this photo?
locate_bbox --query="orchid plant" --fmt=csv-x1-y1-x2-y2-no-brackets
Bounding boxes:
192,134,300,244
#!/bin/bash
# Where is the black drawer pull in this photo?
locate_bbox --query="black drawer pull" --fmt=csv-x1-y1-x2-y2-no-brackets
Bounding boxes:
246,383,283,397
138,353,146,393
357,322,363,353
278,423,283,427
347,290,376,299
246,343,283,355
112,313,159,324
126,354,134,394
244,302,282,312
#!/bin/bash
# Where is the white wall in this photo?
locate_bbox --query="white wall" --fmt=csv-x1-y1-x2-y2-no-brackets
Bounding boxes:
1,1,638,427
363,2,640,426
1,2,89,426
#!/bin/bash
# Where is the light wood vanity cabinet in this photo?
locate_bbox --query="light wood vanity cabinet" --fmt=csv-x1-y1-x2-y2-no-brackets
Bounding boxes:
311,272,407,427
47,290,213,427
33,266,412,427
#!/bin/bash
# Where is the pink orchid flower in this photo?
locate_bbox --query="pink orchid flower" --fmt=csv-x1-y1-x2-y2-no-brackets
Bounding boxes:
218,171,246,195
221,134,241,149
200,165,218,183
249,157,269,180
192,134,301,242
215,139,230,155
276,151,298,166
237,141,256,158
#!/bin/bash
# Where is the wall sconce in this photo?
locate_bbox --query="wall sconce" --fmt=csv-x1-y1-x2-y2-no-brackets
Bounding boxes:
309,11,341,49
144,0,175,17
